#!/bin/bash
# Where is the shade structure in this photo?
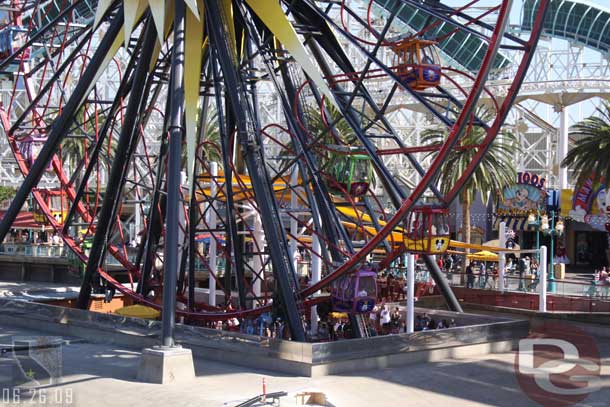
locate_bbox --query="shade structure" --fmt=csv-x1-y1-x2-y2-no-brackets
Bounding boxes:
467,250,499,262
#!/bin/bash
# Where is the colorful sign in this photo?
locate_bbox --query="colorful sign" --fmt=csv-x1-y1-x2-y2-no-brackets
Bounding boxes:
496,172,547,217
561,175,609,231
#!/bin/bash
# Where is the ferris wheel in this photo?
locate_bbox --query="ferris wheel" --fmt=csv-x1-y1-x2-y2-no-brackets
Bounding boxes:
0,0,549,341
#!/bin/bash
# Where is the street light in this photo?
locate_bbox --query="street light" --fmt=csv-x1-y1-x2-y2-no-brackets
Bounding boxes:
527,210,563,293
527,211,542,262
542,211,563,293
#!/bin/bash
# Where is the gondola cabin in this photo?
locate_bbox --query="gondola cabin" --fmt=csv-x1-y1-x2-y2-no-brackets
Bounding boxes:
331,265,377,313
404,207,450,254
0,5,30,66
392,39,441,91
0,25,30,65
328,148,373,197
18,134,51,170
31,189,68,225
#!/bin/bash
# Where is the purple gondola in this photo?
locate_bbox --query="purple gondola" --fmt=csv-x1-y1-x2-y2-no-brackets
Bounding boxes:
330,265,377,314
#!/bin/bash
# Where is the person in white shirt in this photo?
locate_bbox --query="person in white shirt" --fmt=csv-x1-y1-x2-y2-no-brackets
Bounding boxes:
380,305,391,333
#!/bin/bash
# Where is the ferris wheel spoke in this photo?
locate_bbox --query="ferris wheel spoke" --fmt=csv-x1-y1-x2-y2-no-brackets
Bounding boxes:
77,17,158,309
0,7,124,245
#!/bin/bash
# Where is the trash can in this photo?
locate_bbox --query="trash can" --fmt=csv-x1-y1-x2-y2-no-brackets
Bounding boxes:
554,263,565,280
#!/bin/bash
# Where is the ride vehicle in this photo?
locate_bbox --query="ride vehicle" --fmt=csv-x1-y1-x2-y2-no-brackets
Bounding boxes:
392,39,441,91
404,206,450,254
330,264,377,313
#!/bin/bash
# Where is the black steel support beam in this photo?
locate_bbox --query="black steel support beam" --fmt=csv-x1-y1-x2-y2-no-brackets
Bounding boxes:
206,0,305,341
76,17,157,310
162,0,186,347
0,8,124,245
423,255,463,312
62,34,142,233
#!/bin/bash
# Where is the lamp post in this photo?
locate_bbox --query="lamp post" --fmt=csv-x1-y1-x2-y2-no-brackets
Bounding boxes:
527,211,564,293
543,210,564,294
527,211,563,293
527,211,541,262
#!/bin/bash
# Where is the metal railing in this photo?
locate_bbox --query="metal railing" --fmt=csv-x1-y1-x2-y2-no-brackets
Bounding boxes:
0,242,66,258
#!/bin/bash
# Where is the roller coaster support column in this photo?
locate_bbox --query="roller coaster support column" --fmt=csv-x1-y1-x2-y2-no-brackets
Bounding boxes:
539,246,548,312
406,253,415,334
423,255,463,312
499,221,506,293
208,162,218,307
310,235,322,336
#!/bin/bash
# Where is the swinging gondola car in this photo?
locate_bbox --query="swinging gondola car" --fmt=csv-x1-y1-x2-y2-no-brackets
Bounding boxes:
328,147,373,197
404,207,450,254
392,39,441,91
18,134,52,169
31,189,68,225
0,25,30,63
330,264,377,313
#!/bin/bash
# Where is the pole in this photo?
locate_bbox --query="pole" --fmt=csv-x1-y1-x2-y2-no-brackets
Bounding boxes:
406,253,415,334
539,245,547,312
310,234,322,335
549,211,556,293
499,221,506,293
558,106,569,190
162,0,186,348
208,162,218,307
252,213,264,305
536,213,540,262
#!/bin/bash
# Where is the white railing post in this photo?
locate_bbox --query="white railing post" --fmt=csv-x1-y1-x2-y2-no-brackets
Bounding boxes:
499,222,506,293
406,253,415,334
539,245,547,312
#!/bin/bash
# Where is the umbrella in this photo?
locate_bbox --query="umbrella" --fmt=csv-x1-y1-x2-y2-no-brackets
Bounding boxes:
467,250,499,262
482,239,520,251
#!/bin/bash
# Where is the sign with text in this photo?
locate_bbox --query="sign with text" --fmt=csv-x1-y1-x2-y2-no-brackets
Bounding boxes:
497,172,547,217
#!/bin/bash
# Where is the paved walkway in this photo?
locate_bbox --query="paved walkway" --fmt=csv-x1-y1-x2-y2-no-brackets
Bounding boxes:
0,323,609,407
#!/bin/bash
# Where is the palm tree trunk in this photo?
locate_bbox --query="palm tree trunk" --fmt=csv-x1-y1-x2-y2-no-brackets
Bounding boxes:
461,193,471,284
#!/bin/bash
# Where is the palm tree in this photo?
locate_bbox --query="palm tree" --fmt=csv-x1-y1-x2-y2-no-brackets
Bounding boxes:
421,108,521,268
561,101,610,189
200,110,221,164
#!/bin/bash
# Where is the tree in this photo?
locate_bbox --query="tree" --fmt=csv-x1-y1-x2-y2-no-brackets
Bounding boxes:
0,186,15,206
421,108,521,269
563,101,610,263
561,101,610,189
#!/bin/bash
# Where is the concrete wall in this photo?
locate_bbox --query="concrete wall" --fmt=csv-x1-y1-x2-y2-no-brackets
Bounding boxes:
0,299,529,377
0,256,79,284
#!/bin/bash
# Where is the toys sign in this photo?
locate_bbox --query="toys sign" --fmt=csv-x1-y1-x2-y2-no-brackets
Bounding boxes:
497,172,547,217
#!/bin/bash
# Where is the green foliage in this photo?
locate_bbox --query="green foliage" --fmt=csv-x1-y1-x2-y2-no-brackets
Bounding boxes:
420,106,520,252
0,186,15,204
201,110,221,163
561,101,610,189
420,107,521,205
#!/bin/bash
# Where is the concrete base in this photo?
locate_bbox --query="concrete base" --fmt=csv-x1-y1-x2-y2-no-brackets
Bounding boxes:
137,346,195,384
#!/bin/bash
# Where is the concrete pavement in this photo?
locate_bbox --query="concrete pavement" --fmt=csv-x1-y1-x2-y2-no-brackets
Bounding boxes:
1,323,609,407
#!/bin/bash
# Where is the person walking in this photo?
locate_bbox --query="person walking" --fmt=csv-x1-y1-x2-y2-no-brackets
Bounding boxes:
518,256,527,291
466,262,474,288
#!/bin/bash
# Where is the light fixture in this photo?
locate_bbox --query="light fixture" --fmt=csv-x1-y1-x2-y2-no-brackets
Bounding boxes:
540,214,550,230
555,219,564,234
527,212,537,225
